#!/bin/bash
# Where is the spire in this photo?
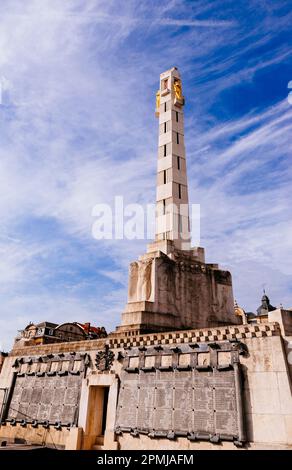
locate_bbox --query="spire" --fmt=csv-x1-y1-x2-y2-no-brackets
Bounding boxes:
257,290,276,316
154,67,191,251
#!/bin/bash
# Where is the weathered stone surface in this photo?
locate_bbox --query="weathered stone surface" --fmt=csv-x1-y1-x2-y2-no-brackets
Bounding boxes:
120,247,240,333
115,348,240,441
7,355,85,425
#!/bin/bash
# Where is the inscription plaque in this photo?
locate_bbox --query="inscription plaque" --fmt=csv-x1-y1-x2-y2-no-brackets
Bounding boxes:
7,353,88,425
115,343,245,443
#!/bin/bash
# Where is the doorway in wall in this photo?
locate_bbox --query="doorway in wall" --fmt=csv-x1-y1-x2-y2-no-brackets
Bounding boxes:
101,386,109,436
88,385,110,439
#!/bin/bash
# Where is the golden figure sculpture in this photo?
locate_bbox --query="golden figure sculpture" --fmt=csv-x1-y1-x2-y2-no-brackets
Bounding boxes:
173,79,182,100
156,90,160,111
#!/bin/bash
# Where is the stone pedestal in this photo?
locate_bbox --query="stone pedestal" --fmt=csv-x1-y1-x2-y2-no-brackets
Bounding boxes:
117,241,241,334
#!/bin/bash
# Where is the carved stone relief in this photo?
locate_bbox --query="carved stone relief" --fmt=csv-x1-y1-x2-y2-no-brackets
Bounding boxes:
128,259,153,302
95,345,115,371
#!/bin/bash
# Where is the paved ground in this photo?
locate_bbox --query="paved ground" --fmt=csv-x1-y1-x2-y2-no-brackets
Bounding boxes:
0,442,56,450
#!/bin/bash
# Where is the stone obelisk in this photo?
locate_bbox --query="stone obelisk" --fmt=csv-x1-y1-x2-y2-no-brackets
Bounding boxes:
116,67,240,334
154,67,191,251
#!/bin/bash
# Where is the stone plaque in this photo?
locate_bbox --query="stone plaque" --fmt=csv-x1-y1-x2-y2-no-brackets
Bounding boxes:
137,407,153,429
41,388,52,405
53,387,65,405
64,385,80,406
115,347,243,442
193,409,214,433
21,386,33,404
49,404,63,422
18,403,29,419
215,387,236,412
144,355,155,368
154,408,172,430
174,387,192,410
215,410,237,434
117,404,137,429
7,354,86,425
31,387,42,404
160,355,172,367
119,383,138,406
129,356,139,368
60,376,69,388
173,408,191,432
62,404,77,423
218,351,231,365
193,385,213,410
38,403,50,421
50,362,59,372
178,353,191,366
27,403,38,418
139,386,154,409
197,352,210,366
155,386,172,409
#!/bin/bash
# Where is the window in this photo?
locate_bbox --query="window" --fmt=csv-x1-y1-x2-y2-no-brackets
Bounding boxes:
177,156,180,170
163,199,166,215
164,170,167,184
164,144,167,157
163,78,168,90
178,183,182,199
164,122,167,133
164,102,167,112
176,132,179,144
176,111,179,122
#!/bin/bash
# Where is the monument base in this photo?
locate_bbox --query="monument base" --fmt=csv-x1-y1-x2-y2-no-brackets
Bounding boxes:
117,241,241,334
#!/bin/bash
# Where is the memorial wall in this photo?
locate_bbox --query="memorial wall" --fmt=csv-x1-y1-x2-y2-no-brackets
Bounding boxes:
4,352,89,426
115,341,245,445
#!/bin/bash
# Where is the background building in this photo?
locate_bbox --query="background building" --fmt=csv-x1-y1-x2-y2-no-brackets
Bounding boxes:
14,321,107,347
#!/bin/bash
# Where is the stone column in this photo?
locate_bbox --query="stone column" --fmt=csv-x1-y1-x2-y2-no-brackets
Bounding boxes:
155,67,191,251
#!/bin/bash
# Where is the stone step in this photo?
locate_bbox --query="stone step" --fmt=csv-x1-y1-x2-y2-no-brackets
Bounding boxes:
92,444,104,451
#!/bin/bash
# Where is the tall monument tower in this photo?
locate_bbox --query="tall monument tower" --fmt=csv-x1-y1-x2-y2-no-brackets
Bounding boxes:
117,68,241,334
154,67,191,251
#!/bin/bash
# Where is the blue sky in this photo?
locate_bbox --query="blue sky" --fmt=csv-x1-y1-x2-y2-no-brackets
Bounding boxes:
0,0,291,350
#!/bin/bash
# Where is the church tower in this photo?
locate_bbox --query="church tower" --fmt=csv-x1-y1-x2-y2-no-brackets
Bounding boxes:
117,68,240,334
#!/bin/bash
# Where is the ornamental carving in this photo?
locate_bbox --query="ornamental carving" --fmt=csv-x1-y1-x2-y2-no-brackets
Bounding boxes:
95,345,115,371
173,79,182,100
